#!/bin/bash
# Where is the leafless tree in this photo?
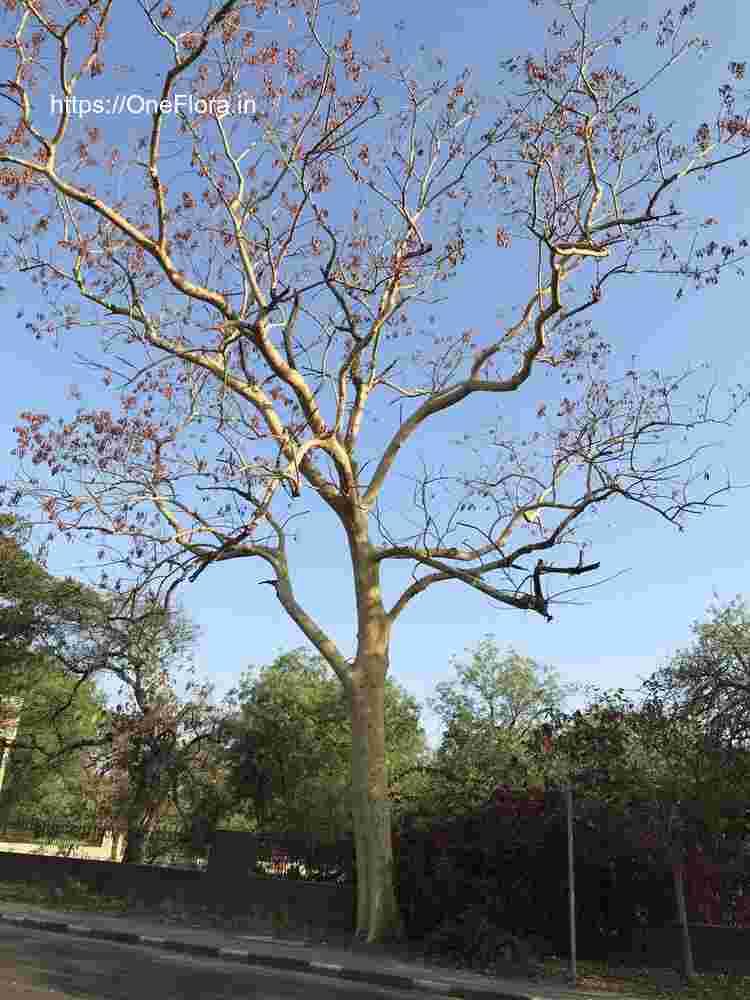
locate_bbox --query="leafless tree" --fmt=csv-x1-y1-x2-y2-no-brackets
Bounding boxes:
1,0,749,939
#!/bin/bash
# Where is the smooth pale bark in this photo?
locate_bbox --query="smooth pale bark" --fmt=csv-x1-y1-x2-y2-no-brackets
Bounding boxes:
350,666,403,942
350,695,371,935
345,516,404,943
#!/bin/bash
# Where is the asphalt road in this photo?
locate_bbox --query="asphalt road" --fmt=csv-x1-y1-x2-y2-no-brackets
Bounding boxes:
0,924,437,1000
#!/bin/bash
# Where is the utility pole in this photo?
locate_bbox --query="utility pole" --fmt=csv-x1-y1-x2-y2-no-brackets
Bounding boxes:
565,780,577,987
542,723,578,988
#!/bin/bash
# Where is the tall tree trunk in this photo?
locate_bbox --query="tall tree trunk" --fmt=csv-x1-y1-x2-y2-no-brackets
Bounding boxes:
122,826,147,864
120,784,159,865
346,519,403,944
351,706,372,935
350,659,403,943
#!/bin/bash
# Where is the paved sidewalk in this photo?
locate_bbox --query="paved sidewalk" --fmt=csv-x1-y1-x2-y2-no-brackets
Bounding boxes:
0,900,652,1000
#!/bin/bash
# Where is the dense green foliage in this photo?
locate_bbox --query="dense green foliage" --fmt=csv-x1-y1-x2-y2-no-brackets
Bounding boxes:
218,649,430,839
533,686,750,857
645,596,750,747
421,638,578,816
0,515,109,824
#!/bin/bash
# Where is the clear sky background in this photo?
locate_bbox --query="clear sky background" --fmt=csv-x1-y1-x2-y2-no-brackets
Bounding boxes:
0,0,749,749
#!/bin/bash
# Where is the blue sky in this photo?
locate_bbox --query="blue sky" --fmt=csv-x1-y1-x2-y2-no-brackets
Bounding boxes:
1,0,749,750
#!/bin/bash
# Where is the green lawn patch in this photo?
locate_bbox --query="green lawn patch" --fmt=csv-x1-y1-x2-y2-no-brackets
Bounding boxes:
0,878,128,914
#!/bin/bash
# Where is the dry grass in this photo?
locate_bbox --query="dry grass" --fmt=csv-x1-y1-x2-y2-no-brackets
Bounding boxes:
541,958,750,999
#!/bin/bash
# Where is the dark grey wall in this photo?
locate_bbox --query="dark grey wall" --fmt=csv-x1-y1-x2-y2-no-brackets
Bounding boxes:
0,851,354,932
624,924,750,974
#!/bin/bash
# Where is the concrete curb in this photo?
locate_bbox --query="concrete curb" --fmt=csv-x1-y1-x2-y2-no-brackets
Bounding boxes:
0,911,535,999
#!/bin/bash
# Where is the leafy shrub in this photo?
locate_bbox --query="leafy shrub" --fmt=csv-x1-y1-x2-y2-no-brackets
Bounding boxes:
422,902,541,972
271,906,290,933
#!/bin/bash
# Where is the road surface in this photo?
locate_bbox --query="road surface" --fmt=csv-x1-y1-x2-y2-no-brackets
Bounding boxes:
0,923,438,1000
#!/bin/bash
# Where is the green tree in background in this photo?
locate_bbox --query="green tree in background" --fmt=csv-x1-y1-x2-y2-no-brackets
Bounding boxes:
1,514,102,694
534,688,750,983
0,660,108,829
1,514,224,853
220,649,430,840
0,514,110,825
81,597,222,864
644,595,750,748
425,637,577,815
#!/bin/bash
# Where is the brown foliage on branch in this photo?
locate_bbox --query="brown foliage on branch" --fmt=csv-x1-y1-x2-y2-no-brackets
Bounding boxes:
1,0,747,629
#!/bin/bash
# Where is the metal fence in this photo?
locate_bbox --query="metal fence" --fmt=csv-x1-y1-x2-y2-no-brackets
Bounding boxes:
246,832,354,882
138,829,353,878
0,815,106,847
138,829,210,870
0,816,205,867
0,815,353,879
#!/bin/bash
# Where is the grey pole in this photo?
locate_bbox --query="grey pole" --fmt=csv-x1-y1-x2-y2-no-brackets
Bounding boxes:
565,780,577,986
